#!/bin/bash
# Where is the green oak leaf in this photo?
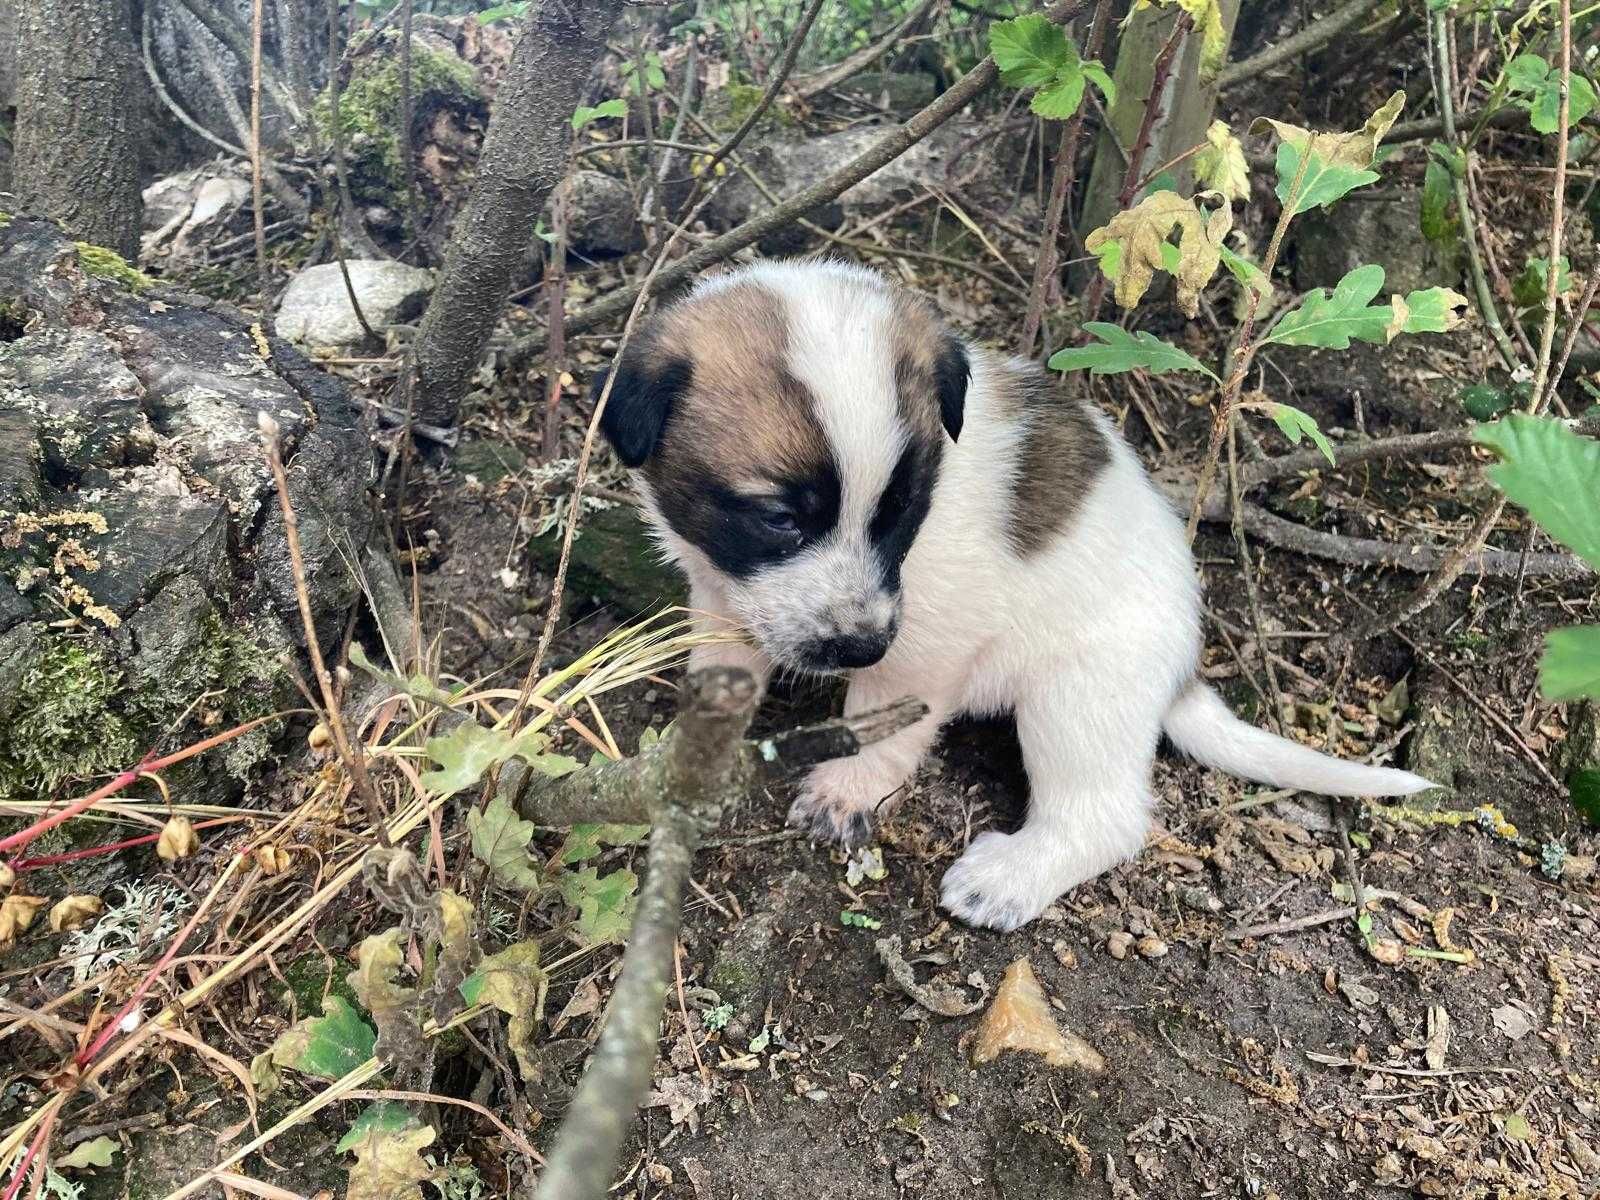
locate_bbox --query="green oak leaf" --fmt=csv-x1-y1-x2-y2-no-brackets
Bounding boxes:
467,794,543,892
557,866,640,944
1048,323,1220,381
552,822,651,867
1263,265,1466,348
1473,413,1600,569
1268,403,1336,466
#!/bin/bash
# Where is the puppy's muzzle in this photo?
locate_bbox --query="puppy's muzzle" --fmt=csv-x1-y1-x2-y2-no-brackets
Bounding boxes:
800,625,896,671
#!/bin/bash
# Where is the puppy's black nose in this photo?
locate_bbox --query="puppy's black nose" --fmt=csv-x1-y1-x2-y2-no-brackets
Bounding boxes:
806,630,892,670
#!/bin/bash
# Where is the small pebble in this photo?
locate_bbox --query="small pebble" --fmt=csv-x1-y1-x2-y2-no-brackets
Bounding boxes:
1052,939,1078,969
1106,931,1133,960
1136,935,1169,959
1182,886,1223,913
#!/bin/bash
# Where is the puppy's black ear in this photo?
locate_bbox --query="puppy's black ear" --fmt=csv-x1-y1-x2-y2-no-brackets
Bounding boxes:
933,335,970,443
594,351,692,467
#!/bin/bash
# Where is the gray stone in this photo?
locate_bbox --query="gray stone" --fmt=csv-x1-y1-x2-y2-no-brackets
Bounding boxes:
839,70,939,109
556,170,644,257
0,328,156,473
274,259,436,352
1291,186,1462,297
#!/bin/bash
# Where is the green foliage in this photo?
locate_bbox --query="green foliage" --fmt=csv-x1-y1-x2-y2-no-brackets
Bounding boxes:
1261,265,1467,350
1268,403,1336,465
1460,383,1514,420
839,910,882,929
989,14,1113,119
466,794,542,891
1569,767,1600,826
571,98,628,131
266,993,377,1080
1218,244,1271,298
1083,190,1232,315
1513,256,1573,309
1473,415,1600,705
1257,92,1405,213
621,52,667,94
1421,143,1462,243
1049,323,1219,381
419,722,579,799
475,2,528,21
551,822,650,866
557,866,640,944
338,1102,419,1154
0,639,138,798
1504,54,1597,134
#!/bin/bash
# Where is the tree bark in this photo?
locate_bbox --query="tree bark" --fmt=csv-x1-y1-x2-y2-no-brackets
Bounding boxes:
399,0,624,429
13,0,143,258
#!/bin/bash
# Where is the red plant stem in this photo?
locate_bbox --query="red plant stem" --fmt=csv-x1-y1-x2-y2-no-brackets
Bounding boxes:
0,714,281,858
1083,9,1193,323
0,1109,57,1200
77,851,247,1067
10,818,240,872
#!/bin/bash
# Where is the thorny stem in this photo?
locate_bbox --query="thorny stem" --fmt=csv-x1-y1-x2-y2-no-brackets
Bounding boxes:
258,417,388,843
1339,0,1573,648
1185,140,1312,542
1020,0,1113,356
1083,9,1193,324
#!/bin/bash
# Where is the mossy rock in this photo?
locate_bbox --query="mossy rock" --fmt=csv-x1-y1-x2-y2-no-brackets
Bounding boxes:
701,80,798,135
527,504,684,618
455,436,526,485
314,31,483,205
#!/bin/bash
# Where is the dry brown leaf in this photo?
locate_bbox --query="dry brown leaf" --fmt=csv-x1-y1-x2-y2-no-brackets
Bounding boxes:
0,862,14,891
156,816,199,861
49,895,105,933
1251,91,1406,170
971,958,1105,1072
0,894,48,949
256,846,295,875
1084,191,1232,316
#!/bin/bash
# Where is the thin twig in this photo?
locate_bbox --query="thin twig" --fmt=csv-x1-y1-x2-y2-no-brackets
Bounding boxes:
250,0,268,288
1215,0,1385,91
705,0,827,172
790,0,939,100
257,413,388,843
326,0,378,340
398,0,420,249
1227,423,1285,735
1020,0,1112,356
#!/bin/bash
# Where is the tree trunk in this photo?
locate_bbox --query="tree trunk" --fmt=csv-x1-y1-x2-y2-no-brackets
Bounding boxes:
13,0,143,258
400,0,625,429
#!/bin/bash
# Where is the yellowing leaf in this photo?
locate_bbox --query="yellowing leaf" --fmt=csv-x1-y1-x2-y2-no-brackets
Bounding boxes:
1131,0,1229,82
343,1105,437,1200
1085,191,1232,315
461,940,545,1079
56,1135,119,1171
1194,120,1249,203
49,894,105,932
1253,92,1405,213
349,929,428,1079
267,993,376,1080
156,815,199,861
972,958,1106,1071
0,894,47,949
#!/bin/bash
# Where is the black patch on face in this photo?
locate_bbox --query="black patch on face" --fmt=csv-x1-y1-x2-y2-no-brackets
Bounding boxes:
933,335,970,442
868,437,940,591
594,351,693,467
659,461,842,580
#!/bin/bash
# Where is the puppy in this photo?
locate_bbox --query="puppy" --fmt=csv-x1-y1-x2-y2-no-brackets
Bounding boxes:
593,259,1432,931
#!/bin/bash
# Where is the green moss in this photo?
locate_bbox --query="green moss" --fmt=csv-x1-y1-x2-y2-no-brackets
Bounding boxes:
282,950,362,1020
0,639,140,798
313,34,480,201
703,80,796,134
74,242,153,292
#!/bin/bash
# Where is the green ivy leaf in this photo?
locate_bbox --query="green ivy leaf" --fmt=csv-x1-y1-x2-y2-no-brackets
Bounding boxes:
1268,403,1336,465
467,794,543,892
266,994,376,1081
1542,627,1600,702
1048,323,1220,381
552,822,651,867
558,867,640,944
571,97,627,131
1473,414,1600,569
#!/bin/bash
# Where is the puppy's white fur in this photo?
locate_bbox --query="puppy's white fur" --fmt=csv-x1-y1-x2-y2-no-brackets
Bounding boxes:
632,260,1431,932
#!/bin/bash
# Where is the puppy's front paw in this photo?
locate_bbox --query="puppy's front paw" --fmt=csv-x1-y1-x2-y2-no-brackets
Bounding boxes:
787,756,905,847
939,830,1060,933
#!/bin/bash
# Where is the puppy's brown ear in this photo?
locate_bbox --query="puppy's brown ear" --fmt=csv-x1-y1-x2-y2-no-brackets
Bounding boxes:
594,348,692,467
933,334,969,443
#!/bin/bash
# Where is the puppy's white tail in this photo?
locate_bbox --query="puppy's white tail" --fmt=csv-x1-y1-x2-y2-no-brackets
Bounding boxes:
1162,682,1433,797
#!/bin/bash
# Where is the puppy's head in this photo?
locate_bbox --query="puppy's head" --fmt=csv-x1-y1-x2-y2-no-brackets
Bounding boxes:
593,261,968,674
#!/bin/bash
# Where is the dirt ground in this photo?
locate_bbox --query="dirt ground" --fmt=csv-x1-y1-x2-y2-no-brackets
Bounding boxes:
395,325,1600,1199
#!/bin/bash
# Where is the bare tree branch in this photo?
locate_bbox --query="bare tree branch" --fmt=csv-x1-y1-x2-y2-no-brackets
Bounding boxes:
791,0,943,99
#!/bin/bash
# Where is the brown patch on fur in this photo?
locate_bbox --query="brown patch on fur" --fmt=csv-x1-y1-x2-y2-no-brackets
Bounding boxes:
644,280,830,487
888,291,952,438
996,359,1111,555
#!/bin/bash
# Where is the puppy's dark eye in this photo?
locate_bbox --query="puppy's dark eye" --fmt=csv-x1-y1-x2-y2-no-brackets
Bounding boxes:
759,509,799,534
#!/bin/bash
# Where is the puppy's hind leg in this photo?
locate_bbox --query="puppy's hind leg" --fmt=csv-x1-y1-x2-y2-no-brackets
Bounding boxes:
940,664,1165,932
